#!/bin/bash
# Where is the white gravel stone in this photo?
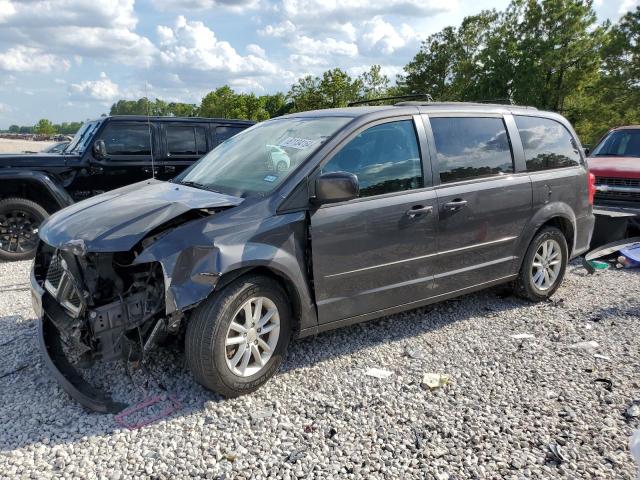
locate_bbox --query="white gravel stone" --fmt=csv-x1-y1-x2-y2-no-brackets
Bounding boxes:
0,258,639,478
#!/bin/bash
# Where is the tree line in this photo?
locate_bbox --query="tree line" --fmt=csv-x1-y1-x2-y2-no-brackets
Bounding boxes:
3,1,638,146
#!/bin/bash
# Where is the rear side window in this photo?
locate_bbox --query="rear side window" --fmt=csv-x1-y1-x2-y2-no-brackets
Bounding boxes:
166,126,208,155
515,116,581,171
101,124,151,156
322,120,423,197
216,126,245,144
430,117,514,184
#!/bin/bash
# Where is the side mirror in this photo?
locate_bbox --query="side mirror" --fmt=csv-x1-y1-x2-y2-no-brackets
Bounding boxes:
583,147,590,157
93,139,107,159
313,171,359,205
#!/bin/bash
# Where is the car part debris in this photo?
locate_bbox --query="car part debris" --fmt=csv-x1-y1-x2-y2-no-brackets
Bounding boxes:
510,333,535,340
114,393,181,430
404,346,427,360
547,442,566,463
421,373,450,390
364,368,393,379
626,402,640,419
593,354,611,361
582,237,640,273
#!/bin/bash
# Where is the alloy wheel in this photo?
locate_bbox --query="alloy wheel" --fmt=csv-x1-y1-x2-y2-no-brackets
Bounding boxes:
530,239,562,291
0,209,40,254
225,296,280,377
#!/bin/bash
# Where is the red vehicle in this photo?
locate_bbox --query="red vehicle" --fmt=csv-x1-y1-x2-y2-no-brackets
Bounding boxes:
587,125,640,244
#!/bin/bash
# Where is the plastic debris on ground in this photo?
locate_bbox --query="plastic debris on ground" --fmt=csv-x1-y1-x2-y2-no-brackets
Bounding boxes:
630,429,640,478
510,333,535,340
364,368,393,379
593,354,611,361
421,373,450,390
571,340,600,353
626,402,640,419
583,237,640,273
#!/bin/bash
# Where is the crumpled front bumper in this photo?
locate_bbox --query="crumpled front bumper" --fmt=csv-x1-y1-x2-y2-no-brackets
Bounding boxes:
31,266,126,414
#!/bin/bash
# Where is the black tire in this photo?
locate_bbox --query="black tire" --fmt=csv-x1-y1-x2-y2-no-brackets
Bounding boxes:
0,197,48,262
512,226,568,301
186,275,291,397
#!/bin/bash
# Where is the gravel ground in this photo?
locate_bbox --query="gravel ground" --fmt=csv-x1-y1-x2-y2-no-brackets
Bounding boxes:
0,258,639,479
0,139,54,154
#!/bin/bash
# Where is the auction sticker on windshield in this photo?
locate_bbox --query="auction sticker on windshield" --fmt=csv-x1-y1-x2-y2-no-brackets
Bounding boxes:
279,137,317,150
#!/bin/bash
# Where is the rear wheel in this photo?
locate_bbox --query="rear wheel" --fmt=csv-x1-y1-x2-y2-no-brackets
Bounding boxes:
512,226,568,301
0,198,48,261
186,275,291,397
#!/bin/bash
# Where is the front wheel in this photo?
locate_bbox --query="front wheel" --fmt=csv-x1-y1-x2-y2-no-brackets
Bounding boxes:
186,275,291,397
512,226,568,301
0,197,48,261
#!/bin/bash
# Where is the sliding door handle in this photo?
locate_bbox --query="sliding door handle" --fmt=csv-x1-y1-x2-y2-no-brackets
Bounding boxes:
444,199,468,211
406,205,433,217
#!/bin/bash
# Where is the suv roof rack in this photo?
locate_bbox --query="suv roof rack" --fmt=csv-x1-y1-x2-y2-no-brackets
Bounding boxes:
348,94,433,107
394,100,538,110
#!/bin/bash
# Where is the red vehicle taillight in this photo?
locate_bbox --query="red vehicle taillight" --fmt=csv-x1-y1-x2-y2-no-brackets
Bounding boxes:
588,172,596,205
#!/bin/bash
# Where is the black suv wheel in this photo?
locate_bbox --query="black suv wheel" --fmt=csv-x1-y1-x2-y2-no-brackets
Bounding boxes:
186,275,291,397
513,226,568,301
0,198,48,261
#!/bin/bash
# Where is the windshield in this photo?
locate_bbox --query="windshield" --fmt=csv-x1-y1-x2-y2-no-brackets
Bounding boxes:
592,129,640,158
177,116,351,197
65,121,101,154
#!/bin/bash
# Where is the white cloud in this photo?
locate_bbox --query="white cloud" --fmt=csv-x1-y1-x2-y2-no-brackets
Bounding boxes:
156,16,278,75
292,35,358,57
282,0,453,22
151,0,260,11
0,0,16,23
288,54,327,67
0,102,10,113
360,17,418,55
0,0,155,66
247,43,266,58
619,0,639,13
69,72,120,103
0,46,69,73
258,20,297,38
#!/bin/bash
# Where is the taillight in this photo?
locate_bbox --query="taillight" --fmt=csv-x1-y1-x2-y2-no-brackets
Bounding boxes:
588,172,596,205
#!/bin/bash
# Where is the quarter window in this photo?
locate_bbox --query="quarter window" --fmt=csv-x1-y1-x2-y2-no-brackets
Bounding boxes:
322,120,423,197
430,117,514,183
166,126,208,156
216,126,245,144
101,124,152,156
515,115,581,171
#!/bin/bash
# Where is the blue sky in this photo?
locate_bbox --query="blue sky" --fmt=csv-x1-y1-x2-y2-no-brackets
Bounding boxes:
0,0,636,128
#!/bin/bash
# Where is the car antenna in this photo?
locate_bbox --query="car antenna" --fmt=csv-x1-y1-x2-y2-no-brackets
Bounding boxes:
145,82,155,180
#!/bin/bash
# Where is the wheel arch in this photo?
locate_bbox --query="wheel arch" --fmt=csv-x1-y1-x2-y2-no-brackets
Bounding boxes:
0,171,73,213
215,266,304,336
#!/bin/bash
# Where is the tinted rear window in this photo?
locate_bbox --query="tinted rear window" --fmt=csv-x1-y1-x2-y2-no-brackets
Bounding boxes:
101,124,151,156
166,126,208,155
515,116,581,171
430,117,514,184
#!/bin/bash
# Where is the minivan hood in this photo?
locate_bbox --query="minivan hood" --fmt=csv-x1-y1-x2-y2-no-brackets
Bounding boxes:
587,156,640,179
39,179,244,252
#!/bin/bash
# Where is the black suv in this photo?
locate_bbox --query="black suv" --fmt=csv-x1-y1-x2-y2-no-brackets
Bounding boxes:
0,116,253,260
31,103,594,412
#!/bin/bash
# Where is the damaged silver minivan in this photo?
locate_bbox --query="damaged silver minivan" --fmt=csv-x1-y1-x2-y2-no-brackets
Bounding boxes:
31,103,594,412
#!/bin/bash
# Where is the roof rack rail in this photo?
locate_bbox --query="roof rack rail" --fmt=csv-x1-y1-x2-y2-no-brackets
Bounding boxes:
348,94,433,107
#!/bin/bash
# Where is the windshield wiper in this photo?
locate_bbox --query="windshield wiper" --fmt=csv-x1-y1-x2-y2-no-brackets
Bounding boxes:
178,180,220,193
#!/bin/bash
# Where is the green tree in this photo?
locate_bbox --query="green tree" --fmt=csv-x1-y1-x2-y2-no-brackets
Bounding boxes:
358,65,391,100
34,119,55,135
8,125,19,133
199,86,270,120
288,68,361,111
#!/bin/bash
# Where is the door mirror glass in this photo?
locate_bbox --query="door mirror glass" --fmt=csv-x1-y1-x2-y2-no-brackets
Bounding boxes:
93,139,107,159
314,171,359,205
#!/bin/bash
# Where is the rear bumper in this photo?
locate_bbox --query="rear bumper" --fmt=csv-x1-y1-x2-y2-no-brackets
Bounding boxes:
31,267,126,414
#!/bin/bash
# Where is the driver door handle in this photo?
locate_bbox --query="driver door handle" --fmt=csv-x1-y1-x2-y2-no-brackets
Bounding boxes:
444,199,468,211
406,205,433,217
